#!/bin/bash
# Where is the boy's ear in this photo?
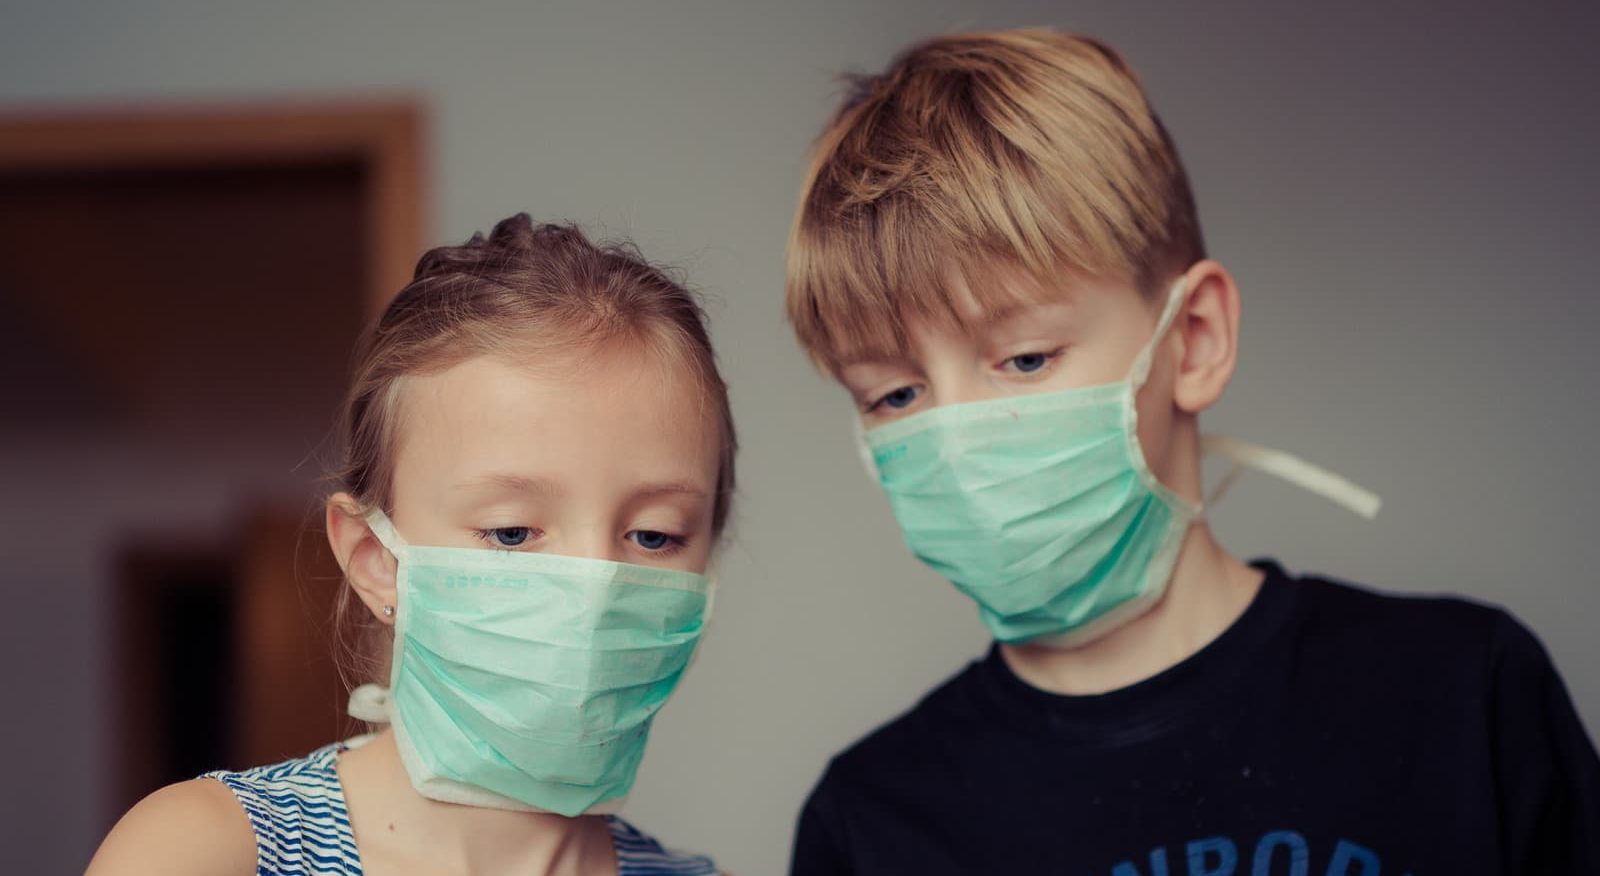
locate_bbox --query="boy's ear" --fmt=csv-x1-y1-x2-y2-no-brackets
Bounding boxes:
1172,259,1241,415
326,493,398,626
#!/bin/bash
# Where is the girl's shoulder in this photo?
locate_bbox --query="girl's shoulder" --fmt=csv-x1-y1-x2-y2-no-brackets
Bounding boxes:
200,741,348,803
88,745,355,875
607,816,721,875
85,777,257,876
200,743,362,874
94,744,719,876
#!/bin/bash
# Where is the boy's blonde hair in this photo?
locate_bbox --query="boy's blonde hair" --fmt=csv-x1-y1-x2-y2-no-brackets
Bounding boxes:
787,29,1206,369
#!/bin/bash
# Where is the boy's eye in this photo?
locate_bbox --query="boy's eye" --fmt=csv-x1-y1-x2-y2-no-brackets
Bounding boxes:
872,385,921,411
477,526,534,548
628,530,684,552
1001,349,1062,375
1009,353,1048,373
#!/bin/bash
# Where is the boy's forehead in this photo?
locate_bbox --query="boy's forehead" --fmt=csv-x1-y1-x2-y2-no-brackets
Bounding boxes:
812,255,1113,371
945,260,1088,322
830,269,1084,370
920,263,1079,336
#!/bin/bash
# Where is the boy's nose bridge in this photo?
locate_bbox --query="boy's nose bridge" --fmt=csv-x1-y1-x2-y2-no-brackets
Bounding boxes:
926,357,991,409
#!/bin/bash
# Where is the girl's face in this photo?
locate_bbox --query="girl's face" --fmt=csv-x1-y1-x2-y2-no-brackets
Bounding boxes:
385,341,721,573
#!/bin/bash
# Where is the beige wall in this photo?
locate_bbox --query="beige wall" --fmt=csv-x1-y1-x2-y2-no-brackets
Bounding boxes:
2,2,1596,873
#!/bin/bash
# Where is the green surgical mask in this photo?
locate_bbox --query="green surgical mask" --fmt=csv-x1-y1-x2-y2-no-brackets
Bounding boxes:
861,278,1379,647
347,509,713,816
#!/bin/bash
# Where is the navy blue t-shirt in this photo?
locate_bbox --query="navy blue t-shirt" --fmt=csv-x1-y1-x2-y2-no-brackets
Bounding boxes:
790,561,1600,875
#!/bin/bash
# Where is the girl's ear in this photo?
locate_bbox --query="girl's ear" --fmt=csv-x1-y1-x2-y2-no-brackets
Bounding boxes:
1172,259,1242,415
326,493,398,626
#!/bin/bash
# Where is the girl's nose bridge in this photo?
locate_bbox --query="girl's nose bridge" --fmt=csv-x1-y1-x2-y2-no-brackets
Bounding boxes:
544,520,622,564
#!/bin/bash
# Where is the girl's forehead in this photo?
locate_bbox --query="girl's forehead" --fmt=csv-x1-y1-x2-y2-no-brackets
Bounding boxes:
391,350,718,491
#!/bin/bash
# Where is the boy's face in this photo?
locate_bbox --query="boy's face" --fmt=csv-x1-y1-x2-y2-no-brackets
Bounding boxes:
836,265,1200,499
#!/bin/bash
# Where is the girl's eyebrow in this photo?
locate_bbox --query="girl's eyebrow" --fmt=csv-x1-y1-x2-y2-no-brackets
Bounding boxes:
454,474,706,502
452,472,564,497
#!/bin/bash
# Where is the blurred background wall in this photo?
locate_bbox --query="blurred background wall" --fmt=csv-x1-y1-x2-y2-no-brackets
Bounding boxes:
1,1,1595,873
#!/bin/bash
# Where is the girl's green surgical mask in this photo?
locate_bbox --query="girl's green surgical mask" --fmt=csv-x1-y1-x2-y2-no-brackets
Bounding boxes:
346,509,714,816
861,277,1379,647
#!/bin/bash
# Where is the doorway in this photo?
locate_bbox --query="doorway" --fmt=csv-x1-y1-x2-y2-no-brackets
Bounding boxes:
0,100,424,831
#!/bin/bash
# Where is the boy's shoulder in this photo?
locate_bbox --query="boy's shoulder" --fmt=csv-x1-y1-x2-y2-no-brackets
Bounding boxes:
813,650,1007,795
1290,565,1564,712
1286,564,1540,666
1213,562,1551,707
816,562,1550,790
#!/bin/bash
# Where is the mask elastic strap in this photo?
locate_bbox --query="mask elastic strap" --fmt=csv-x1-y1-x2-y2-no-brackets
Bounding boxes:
851,415,879,479
700,571,721,626
1127,276,1192,394
675,569,720,682
365,508,409,556
346,508,407,725
348,682,393,723
1202,434,1383,520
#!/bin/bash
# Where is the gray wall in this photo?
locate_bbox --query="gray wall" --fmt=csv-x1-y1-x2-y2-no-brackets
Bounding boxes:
3,2,1596,873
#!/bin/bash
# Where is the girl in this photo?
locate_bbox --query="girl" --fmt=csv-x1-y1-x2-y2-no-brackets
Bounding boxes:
88,214,735,876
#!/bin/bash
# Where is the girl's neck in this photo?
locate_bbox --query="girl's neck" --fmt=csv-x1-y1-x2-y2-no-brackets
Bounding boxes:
998,523,1262,696
335,729,617,876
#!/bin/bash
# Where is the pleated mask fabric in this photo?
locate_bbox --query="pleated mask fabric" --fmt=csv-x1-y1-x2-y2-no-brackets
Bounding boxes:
350,509,713,816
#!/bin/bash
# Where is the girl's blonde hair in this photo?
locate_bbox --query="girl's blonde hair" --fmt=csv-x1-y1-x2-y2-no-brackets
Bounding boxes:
327,213,736,686
787,29,1206,369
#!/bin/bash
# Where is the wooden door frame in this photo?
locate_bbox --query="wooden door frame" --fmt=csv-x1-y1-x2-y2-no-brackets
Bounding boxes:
0,98,425,312
0,99,424,817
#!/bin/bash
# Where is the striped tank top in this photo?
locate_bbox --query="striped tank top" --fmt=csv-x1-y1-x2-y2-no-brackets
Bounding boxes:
202,743,718,875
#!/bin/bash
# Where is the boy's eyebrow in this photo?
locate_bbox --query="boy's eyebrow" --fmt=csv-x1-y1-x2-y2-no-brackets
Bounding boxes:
834,355,920,380
630,481,709,501
837,354,909,369
833,301,1062,369
974,294,1073,330
975,302,1030,328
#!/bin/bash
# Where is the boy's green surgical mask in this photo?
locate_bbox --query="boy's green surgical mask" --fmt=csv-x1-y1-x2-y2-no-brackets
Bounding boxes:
346,509,714,816
861,278,1379,647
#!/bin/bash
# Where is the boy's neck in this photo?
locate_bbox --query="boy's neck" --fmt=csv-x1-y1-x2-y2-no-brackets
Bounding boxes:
998,524,1263,696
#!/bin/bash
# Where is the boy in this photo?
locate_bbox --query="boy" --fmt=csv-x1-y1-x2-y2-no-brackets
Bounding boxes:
783,29,1600,874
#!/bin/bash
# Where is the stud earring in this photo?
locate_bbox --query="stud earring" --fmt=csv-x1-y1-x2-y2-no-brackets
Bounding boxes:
382,605,395,618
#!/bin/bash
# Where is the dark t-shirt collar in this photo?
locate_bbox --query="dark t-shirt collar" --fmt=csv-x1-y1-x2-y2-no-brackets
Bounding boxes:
967,559,1299,746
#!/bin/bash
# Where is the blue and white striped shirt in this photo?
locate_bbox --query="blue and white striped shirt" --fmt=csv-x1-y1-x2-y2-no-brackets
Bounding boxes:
203,744,717,875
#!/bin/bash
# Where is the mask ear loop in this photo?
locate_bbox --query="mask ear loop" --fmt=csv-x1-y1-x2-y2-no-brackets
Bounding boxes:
674,568,720,682
364,507,409,556
1123,277,1203,519
852,415,881,480
1126,277,1194,396
1202,434,1383,520
1206,458,1245,509
700,569,720,627
1122,277,1381,522
347,508,410,725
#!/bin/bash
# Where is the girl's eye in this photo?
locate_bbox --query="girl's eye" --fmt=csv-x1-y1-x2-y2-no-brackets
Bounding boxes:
1002,349,1062,375
628,530,685,553
476,526,534,548
871,385,921,412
